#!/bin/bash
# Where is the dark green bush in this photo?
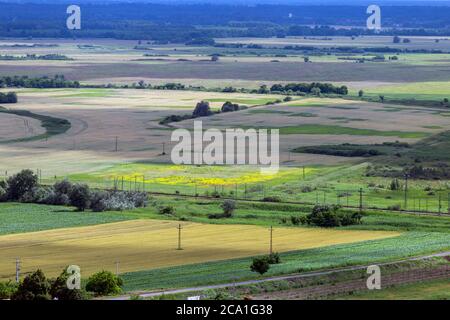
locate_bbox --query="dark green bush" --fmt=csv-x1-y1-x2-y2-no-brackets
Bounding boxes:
6,169,38,201
220,200,236,217
267,252,281,264
11,269,51,300
159,205,175,215
262,196,282,202
250,257,270,275
85,271,123,296
50,268,87,300
0,281,18,299
302,205,362,227
69,184,91,211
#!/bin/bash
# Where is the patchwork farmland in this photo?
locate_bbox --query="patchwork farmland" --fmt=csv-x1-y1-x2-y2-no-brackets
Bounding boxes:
0,31,449,301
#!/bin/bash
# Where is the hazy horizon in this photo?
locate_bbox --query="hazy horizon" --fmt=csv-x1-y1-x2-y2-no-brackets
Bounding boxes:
1,0,450,5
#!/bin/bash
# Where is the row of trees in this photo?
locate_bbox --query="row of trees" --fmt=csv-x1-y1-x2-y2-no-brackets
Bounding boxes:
160,101,246,125
0,268,123,300
0,54,72,61
0,75,80,89
0,92,17,103
0,170,147,212
268,83,348,95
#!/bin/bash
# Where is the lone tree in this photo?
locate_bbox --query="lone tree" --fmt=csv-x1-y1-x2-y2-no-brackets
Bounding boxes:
250,257,270,275
358,90,364,97
221,199,236,217
192,101,212,117
221,101,239,113
7,169,38,200
69,184,91,211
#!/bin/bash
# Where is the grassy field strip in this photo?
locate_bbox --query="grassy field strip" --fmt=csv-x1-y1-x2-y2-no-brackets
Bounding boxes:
337,277,450,300
0,219,400,280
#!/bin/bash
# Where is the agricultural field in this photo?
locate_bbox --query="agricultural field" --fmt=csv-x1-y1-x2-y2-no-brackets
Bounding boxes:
0,218,400,280
1,34,450,300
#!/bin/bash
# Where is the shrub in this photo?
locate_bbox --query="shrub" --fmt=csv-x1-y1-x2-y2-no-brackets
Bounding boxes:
221,101,240,113
192,101,212,117
341,212,363,226
305,205,341,227
90,191,110,212
250,257,270,275
390,178,401,191
93,191,147,212
69,184,91,211
211,190,221,198
303,205,362,227
12,269,51,300
262,196,282,202
267,253,281,264
290,216,302,225
0,281,18,299
301,186,314,193
54,179,73,196
42,188,70,206
220,200,236,217
128,191,147,208
159,205,175,215
85,271,123,296
50,268,86,300
6,169,38,200
0,184,6,202
387,204,401,211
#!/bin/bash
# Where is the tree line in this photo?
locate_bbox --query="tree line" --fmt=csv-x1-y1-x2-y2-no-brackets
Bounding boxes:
1,3,450,42
269,82,348,95
0,75,80,89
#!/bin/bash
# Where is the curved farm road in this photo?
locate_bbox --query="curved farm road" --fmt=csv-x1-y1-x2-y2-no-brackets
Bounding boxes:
108,251,450,300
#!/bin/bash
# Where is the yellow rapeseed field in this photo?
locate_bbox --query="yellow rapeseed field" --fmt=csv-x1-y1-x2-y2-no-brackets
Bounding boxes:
0,219,400,280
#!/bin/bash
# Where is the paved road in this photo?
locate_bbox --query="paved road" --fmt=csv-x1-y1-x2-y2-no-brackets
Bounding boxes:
108,251,450,300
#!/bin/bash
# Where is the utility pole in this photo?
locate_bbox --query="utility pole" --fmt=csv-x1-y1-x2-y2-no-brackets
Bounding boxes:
177,224,183,250
404,174,409,210
142,176,145,192
439,193,442,215
269,226,273,255
115,261,120,276
303,166,306,179
115,136,118,152
15,258,20,283
162,142,166,155
359,188,363,214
